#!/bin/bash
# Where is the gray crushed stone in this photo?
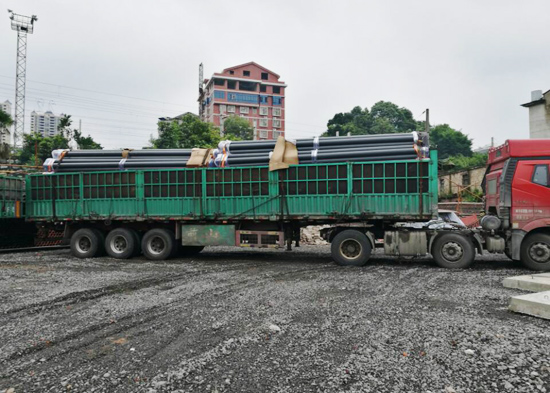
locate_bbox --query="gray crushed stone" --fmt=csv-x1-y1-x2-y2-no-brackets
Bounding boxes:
0,246,548,392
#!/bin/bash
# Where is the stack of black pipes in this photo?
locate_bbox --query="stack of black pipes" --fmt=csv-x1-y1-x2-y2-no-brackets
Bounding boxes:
44,132,427,173
215,132,425,167
46,149,192,173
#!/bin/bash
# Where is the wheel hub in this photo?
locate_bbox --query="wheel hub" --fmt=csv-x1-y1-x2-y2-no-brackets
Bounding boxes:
441,241,463,262
529,242,550,263
148,236,166,255
340,239,362,260
111,235,127,253
77,236,91,253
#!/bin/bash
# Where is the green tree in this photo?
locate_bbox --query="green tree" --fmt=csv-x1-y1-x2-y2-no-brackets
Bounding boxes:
222,115,254,140
430,124,472,159
0,108,13,129
369,101,417,134
446,153,488,170
325,101,418,136
57,114,102,150
151,114,220,149
19,133,70,165
0,109,13,160
74,129,103,150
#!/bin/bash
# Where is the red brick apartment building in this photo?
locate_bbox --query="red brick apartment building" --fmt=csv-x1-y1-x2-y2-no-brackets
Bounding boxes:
198,62,286,140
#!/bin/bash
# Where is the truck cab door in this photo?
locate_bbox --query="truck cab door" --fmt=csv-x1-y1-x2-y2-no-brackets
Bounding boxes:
511,161,550,230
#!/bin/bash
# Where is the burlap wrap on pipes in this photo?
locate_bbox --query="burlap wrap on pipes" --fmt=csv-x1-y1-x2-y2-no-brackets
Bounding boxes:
121,149,134,159
269,136,299,171
186,148,212,167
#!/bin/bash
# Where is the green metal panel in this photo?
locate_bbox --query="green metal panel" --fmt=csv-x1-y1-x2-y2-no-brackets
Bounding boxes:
0,175,24,219
25,151,439,222
181,224,236,246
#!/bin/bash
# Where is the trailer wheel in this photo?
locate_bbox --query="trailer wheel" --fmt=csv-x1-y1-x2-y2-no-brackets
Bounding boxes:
177,245,205,257
520,233,550,271
331,230,372,267
105,228,136,259
71,228,103,259
432,233,475,269
142,229,175,261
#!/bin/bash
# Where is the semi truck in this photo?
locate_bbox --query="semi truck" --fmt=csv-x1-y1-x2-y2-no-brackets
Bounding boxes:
4,139,550,271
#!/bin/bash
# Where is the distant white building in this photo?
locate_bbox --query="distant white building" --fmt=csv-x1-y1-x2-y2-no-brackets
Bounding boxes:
0,100,12,145
521,90,550,139
30,111,65,137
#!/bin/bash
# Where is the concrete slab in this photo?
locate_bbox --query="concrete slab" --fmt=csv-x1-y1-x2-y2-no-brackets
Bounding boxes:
502,273,550,292
509,291,550,320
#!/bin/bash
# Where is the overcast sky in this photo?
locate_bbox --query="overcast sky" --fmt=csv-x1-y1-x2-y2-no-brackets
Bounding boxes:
1,0,548,149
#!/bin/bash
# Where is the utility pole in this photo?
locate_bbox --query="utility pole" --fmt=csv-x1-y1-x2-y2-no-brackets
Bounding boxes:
8,10,38,148
424,108,430,133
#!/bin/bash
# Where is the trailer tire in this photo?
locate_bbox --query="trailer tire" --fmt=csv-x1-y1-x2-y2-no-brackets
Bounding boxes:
142,229,175,261
432,233,475,269
520,233,550,271
105,228,136,259
177,245,205,257
71,228,103,259
331,230,372,267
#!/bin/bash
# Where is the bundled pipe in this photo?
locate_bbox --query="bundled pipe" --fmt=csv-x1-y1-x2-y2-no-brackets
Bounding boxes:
43,132,429,173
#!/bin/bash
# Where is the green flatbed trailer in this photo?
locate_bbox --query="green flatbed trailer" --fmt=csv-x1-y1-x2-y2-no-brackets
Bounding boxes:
0,175,36,248
22,150,485,268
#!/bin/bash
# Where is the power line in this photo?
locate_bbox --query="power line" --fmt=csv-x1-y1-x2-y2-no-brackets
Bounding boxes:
0,74,186,108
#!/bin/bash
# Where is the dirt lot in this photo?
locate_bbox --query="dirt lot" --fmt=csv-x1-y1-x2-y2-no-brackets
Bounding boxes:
0,246,549,393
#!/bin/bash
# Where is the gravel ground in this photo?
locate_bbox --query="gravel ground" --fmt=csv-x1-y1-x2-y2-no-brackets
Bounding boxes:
0,246,549,393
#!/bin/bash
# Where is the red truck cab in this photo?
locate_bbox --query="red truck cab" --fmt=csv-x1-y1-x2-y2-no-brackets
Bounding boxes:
484,140,550,270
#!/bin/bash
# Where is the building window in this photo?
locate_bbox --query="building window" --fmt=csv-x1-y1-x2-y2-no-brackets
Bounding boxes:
259,95,268,104
260,85,267,93
273,97,282,106
252,108,257,114
220,105,227,114
238,81,257,92
227,105,236,113
227,80,236,89
259,130,268,139
227,92,258,103
214,78,225,86
240,106,249,114
261,72,268,80
273,130,283,138
273,119,281,128
214,91,225,99
243,70,250,76
272,86,281,94
532,165,549,187
259,118,268,127
462,173,470,187
229,70,234,75
273,108,281,117
259,107,269,116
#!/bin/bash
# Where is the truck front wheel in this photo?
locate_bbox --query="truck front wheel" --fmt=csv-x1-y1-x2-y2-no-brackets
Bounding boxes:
520,233,550,271
331,230,372,267
432,233,475,269
142,229,175,261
